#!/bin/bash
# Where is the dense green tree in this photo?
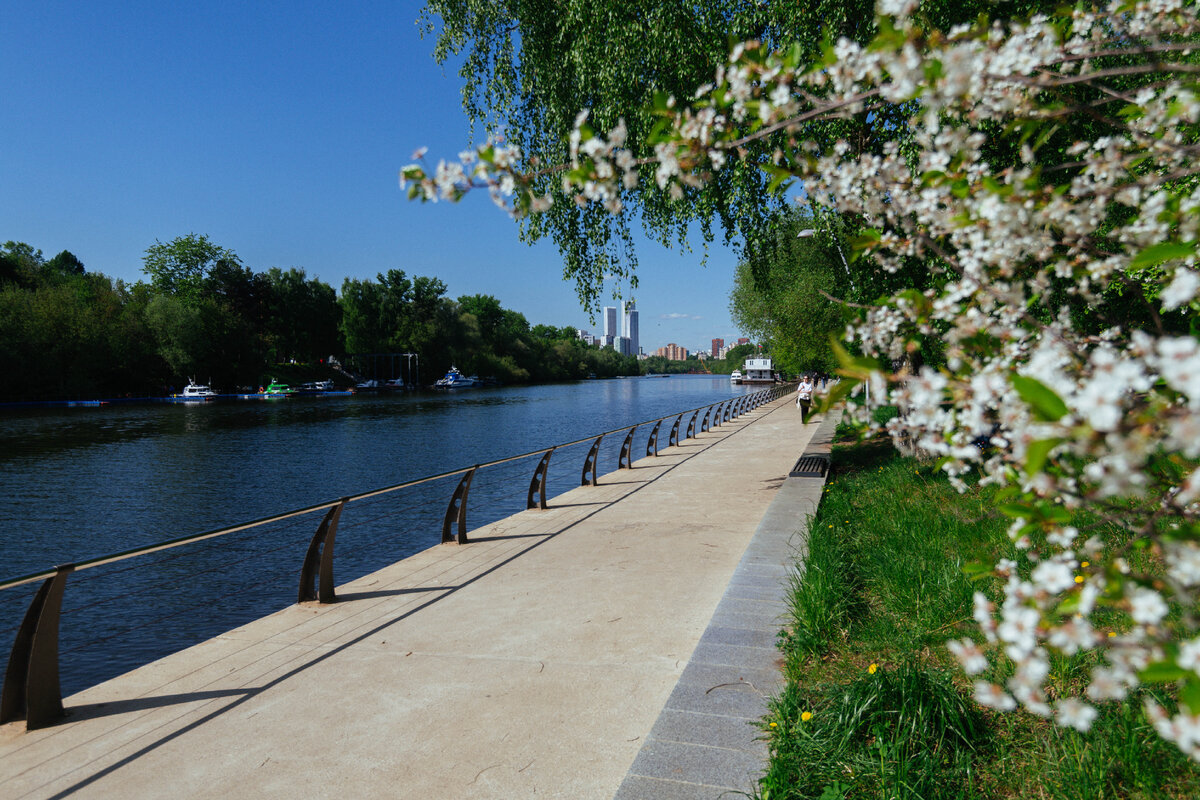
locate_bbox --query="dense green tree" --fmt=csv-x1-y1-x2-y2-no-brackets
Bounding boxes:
0,241,45,287
0,235,638,398
44,250,85,279
264,267,341,362
339,277,388,354
0,270,159,400
729,212,844,375
418,0,1061,308
143,233,241,298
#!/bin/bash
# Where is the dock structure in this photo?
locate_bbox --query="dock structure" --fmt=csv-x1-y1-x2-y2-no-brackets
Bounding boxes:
0,394,832,799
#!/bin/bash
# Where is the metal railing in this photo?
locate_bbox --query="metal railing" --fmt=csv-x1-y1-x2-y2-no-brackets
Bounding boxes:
0,383,795,730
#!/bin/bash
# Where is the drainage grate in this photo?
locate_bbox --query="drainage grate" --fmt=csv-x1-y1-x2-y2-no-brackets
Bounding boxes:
789,454,830,478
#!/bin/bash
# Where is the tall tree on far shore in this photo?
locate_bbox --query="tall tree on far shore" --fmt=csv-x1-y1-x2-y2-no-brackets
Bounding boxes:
143,233,240,298
729,211,844,375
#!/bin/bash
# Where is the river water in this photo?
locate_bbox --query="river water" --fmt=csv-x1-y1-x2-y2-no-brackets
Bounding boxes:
0,376,756,696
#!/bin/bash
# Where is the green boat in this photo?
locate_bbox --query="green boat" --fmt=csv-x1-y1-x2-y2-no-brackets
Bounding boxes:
262,379,293,399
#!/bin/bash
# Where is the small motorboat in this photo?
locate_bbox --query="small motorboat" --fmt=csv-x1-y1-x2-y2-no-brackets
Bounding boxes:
261,380,294,399
295,380,335,395
730,370,743,384
177,380,218,401
434,367,479,389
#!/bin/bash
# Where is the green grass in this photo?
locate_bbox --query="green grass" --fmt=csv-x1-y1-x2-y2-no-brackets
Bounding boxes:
758,436,1200,799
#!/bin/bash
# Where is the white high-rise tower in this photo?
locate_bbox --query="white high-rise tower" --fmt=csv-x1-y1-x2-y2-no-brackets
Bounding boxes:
602,306,618,349
622,301,639,356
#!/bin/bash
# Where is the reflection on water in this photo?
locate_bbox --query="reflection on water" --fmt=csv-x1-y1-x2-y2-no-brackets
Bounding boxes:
0,376,757,694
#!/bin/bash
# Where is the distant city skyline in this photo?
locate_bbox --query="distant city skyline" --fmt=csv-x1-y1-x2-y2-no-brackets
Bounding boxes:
1,2,747,355
578,300,745,357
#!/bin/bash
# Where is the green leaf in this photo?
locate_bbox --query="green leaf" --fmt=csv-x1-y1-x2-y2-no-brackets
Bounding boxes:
1182,676,1200,714
981,175,1007,195
1129,241,1195,271
1024,438,1062,476
818,374,858,412
1012,374,1069,422
849,228,881,252
1140,661,1189,684
997,502,1035,519
962,561,992,578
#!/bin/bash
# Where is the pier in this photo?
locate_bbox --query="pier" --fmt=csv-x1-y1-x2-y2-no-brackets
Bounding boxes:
1,392,831,799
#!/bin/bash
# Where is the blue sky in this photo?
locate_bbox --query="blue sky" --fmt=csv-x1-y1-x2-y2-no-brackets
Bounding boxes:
1,1,746,353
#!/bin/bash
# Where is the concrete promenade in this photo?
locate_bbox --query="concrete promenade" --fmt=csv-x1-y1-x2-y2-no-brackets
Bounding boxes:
1,393,828,799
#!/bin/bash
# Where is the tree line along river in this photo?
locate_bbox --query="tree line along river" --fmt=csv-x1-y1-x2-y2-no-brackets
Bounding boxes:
0,375,757,695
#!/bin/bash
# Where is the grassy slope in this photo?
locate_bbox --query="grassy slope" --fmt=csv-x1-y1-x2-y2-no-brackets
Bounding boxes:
758,437,1200,800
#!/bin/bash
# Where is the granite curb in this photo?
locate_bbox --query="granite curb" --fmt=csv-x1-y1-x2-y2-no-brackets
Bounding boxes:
613,409,840,800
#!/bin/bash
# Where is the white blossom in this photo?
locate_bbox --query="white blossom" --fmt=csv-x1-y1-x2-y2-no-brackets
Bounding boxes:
948,638,989,674
1056,697,1098,732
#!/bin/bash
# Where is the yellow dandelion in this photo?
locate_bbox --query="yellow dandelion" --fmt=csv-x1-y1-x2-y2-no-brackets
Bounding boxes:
769,721,778,728
869,663,878,674
1074,575,1084,584
1081,561,1090,568
801,711,813,722
1108,631,1117,638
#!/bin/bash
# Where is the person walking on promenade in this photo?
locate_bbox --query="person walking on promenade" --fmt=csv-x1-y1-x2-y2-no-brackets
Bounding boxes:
796,374,816,423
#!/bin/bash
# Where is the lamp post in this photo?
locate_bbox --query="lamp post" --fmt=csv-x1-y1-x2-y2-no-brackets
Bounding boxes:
403,352,418,389
797,228,855,290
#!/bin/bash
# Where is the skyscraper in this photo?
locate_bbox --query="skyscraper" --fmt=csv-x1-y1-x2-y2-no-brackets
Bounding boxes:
622,301,639,356
603,306,618,349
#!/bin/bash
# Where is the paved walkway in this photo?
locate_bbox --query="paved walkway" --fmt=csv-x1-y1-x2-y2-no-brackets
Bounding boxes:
0,394,829,799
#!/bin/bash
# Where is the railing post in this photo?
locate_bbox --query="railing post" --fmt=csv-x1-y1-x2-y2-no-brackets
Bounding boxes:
686,411,698,440
527,448,554,509
442,466,477,544
723,402,732,423
701,407,711,433
668,415,682,447
581,435,604,486
298,499,347,604
646,419,662,456
619,426,637,469
1,564,74,730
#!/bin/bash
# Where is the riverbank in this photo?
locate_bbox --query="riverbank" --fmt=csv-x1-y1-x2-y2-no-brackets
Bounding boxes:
0,392,813,799
760,435,1200,799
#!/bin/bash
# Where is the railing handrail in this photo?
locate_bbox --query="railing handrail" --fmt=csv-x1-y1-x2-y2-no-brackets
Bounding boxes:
0,390,788,593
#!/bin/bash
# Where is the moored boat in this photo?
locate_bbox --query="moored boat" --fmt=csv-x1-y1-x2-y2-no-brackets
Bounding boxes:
730,370,743,384
294,380,335,395
434,367,479,389
261,380,293,399
740,357,777,385
174,380,218,401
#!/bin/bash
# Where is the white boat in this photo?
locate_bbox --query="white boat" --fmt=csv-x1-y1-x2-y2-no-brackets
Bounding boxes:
741,357,777,385
434,367,479,389
295,380,335,395
730,370,743,384
177,380,218,401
